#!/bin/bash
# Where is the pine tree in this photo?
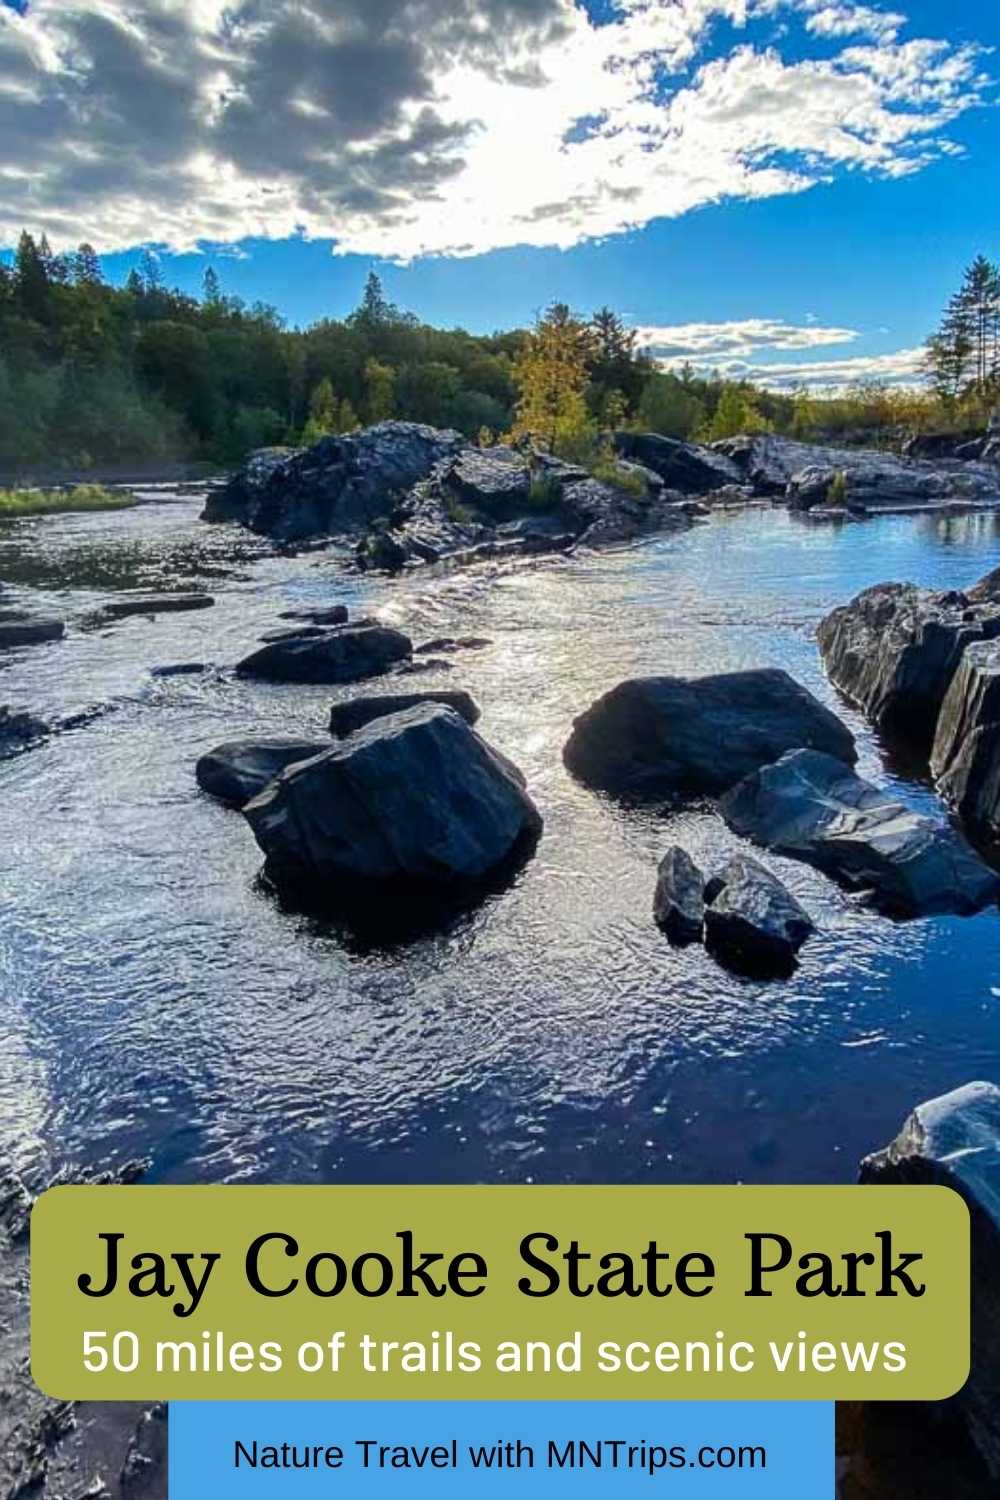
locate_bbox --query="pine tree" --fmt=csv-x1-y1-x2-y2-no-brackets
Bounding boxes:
74,244,104,286
511,302,596,456
202,266,222,306
138,249,164,293
926,256,1000,400
15,231,50,321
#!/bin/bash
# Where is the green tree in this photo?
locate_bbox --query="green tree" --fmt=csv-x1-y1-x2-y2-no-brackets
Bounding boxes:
364,357,396,423
202,266,222,306
73,243,104,286
15,231,50,322
511,302,596,456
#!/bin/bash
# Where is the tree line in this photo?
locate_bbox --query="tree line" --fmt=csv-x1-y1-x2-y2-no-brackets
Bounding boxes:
2,228,997,475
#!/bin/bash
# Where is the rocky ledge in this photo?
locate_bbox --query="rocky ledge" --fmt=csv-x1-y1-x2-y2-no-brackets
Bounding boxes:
206,423,1000,571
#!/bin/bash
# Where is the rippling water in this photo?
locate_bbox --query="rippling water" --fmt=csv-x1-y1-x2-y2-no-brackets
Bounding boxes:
3,497,1000,1195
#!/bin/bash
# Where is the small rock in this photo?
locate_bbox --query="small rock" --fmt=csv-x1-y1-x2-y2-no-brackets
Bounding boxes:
653,846,705,943
704,854,814,976
330,691,480,738
415,637,492,655
236,622,412,684
0,617,65,648
150,663,207,678
98,593,214,620
0,705,48,754
196,738,326,807
278,605,349,626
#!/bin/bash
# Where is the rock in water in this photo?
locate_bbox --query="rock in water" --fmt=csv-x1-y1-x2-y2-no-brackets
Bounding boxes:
98,593,214,620
721,748,1000,917
0,706,48,755
206,423,465,542
0,616,65,647
703,854,814,975
196,738,327,808
860,1082,1000,1481
236,622,412,684
932,640,1000,836
653,846,705,943
329,690,480,738
278,605,349,626
817,580,1000,748
563,668,856,797
243,704,542,901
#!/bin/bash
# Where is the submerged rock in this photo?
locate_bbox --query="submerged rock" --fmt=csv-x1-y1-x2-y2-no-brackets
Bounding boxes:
415,636,492,655
98,593,214,620
196,738,326,807
817,580,1000,747
932,640,1000,836
277,604,349,626
860,1081,1000,1481
0,705,48,754
243,704,542,899
329,690,480,738
0,616,65,647
721,748,1000,917
704,854,814,975
236,622,412,684
563,668,856,798
653,846,705,943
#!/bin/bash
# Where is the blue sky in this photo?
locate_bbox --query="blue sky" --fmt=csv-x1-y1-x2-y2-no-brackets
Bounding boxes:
1,0,997,388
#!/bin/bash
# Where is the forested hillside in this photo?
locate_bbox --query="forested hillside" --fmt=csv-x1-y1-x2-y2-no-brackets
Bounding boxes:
2,231,997,474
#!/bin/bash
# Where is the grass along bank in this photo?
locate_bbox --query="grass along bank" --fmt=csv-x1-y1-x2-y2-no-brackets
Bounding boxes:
0,484,137,519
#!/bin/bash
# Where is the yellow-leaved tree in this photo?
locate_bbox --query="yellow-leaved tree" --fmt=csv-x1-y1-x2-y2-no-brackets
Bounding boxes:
510,303,596,460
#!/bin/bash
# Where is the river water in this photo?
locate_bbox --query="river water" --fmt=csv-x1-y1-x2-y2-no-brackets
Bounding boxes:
3,496,1000,1199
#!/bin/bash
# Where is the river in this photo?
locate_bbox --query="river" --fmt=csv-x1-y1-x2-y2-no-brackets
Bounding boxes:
3,495,1000,1205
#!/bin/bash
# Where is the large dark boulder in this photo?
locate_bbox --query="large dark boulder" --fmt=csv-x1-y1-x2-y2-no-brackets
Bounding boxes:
196,738,326,808
653,846,705,943
236,622,412,684
98,593,214,620
931,640,1000,836
860,1081,1000,1481
817,579,1000,748
721,748,1000,917
242,704,542,898
613,432,741,495
329,690,480,738
205,423,465,543
0,616,65,647
704,854,814,976
563,668,856,798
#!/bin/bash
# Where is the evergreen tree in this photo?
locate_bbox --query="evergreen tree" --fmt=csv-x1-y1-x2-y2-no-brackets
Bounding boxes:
15,231,50,322
138,249,164,293
202,266,222,305
74,243,104,286
926,256,1000,399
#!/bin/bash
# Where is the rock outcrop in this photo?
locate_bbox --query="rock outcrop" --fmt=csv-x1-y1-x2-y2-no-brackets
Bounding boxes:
861,1081,1000,1481
716,434,1000,511
563,668,856,798
242,704,542,901
720,748,1000,917
818,575,1000,748
613,432,742,495
653,845,705,943
931,641,1000,837
329,690,480,738
196,738,326,807
704,854,814,976
236,621,412,684
204,423,465,542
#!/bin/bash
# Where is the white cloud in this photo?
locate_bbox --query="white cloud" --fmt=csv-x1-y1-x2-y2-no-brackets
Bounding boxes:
805,5,904,42
636,317,861,360
0,0,989,259
735,345,927,390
